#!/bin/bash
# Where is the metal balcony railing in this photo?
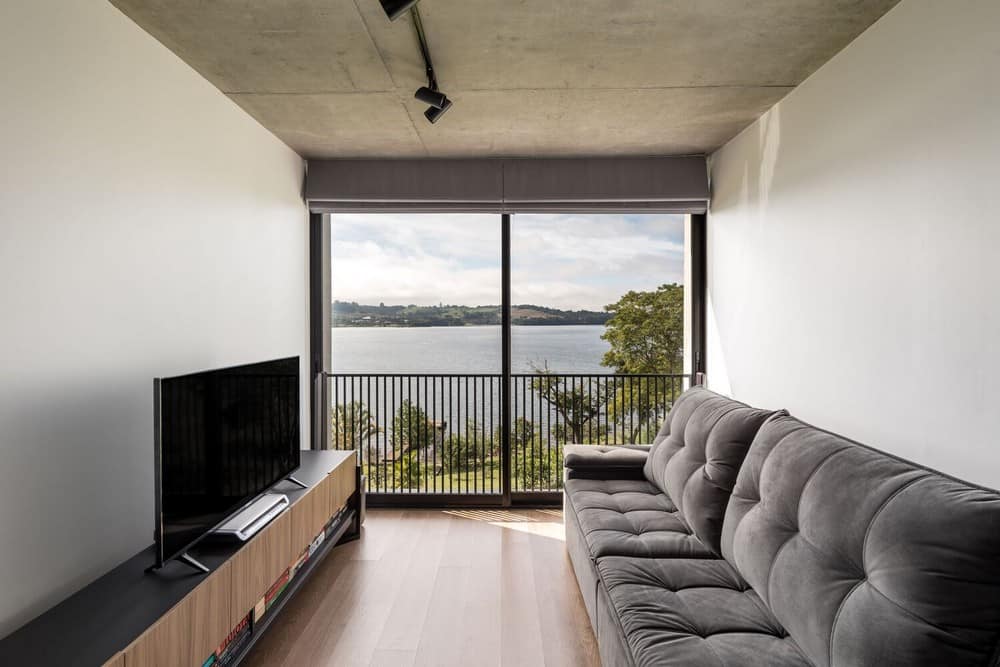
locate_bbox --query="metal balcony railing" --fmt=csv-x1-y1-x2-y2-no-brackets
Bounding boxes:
323,373,691,497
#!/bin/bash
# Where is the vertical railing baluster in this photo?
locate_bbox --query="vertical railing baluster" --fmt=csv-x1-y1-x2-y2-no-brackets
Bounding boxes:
525,375,530,491
363,377,369,490
479,375,493,493
349,376,355,455
512,376,518,492
489,375,494,494
543,376,550,490
616,375,621,445
459,374,463,495
409,376,414,492
480,375,486,495
587,376,592,445
545,376,559,474
332,375,339,449
448,376,453,495
629,375,635,443
419,375,425,493
473,376,479,494
601,375,606,445
391,375,395,491
382,375,387,493
521,382,542,491
432,375,437,494
639,374,644,443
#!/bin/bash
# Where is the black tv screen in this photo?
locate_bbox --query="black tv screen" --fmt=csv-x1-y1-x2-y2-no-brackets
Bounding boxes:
154,357,300,568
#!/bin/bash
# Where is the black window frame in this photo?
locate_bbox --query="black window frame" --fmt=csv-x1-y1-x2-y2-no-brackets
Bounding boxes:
309,210,707,508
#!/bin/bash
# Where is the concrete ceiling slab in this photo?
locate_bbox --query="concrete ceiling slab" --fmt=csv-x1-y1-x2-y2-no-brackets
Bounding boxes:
111,0,900,158
399,87,792,158
111,0,396,94
231,92,427,157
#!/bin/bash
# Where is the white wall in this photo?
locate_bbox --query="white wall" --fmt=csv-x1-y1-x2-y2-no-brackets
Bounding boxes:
707,0,1000,487
0,0,307,637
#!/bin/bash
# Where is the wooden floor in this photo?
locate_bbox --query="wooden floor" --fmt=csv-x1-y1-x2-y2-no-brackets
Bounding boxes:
242,508,599,667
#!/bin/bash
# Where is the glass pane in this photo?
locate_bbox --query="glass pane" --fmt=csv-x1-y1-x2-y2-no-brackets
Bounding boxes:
510,213,689,491
327,213,502,495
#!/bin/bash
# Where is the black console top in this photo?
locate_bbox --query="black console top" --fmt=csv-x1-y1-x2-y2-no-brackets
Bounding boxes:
0,450,352,666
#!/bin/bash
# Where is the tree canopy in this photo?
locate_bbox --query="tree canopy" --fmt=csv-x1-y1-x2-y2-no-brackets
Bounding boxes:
601,283,684,374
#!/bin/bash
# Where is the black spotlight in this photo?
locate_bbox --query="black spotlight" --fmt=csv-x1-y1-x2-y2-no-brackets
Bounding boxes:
415,86,448,109
423,97,453,124
378,0,420,21
409,6,453,124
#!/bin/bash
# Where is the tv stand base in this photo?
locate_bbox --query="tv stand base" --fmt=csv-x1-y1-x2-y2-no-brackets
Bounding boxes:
285,475,308,490
178,552,210,574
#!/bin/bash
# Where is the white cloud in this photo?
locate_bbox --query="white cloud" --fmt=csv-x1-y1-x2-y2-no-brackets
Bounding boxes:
332,239,500,306
331,213,685,310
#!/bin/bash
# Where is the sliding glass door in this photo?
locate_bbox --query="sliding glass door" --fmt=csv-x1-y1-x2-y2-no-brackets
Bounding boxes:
313,211,699,506
508,213,691,495
325,213,503,500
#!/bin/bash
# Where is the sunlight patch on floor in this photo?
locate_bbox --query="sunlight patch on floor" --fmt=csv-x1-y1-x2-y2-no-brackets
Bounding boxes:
443,509,566,540
444,509,539,522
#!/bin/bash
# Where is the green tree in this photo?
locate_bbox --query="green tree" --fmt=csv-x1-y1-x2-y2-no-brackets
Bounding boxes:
532,369,610,443
601,283,684,374
391,399,434,453
606,377,675,442
330,402,379,452
513,441,560,491
442,418,482,475
600,284,685,440
510,417,536,449
502,418,562,490
371,449,425,491
383,401,439,490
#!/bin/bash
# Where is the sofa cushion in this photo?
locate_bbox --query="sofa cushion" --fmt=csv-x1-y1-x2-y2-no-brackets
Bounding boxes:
644,386,776,554
564,478,713,558
722,414,1000,667
564,444,649,480
596,556,810,667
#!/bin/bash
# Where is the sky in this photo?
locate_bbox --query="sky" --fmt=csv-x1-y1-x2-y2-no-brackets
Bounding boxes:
330,213,686,311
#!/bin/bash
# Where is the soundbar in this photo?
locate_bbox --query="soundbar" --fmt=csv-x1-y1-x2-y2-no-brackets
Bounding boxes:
214,493,289,542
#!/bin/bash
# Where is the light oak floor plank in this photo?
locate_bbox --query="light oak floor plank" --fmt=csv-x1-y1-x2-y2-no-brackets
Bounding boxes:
242,508,598,667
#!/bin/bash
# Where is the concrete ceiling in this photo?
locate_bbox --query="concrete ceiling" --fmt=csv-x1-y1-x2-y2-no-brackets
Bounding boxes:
110,0,899,159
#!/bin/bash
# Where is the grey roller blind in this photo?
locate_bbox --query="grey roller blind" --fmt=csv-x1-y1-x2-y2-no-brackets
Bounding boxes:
306,159,503,211
306,156,708,213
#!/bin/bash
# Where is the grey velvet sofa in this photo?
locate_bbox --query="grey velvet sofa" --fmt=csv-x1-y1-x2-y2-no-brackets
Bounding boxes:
563,386,1000,667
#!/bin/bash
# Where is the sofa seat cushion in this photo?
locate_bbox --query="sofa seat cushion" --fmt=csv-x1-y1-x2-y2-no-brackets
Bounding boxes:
564,444,650,480
597,557,810,667
565,478,714,558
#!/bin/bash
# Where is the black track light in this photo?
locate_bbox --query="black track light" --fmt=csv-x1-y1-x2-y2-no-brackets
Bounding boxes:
415,86,448,109
423,97,453,124
378,0,420,21
385,3,453,124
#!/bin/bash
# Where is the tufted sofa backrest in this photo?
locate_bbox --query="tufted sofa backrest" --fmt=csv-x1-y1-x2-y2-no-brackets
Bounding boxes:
643,386,776,554
722,414,1000,667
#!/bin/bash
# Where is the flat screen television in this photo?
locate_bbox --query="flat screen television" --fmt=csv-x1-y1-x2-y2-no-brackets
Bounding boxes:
153,356,300,570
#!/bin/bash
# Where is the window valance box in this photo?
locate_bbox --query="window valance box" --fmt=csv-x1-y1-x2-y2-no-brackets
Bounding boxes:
305,156,709,214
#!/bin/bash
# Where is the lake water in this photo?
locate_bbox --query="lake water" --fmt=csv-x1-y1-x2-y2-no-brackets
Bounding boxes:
331,325,609,373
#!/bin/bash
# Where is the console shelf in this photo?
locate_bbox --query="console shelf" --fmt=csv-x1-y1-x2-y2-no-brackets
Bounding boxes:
0,450,359,667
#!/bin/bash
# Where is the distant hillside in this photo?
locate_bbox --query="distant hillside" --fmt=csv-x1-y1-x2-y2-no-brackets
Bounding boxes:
333,301,610,327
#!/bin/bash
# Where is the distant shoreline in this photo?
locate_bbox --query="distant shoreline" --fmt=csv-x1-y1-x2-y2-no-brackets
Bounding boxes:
332,322,606,328
333,301,611,328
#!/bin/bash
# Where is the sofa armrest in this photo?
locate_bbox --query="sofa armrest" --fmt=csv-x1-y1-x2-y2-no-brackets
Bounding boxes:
563,444,651,481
